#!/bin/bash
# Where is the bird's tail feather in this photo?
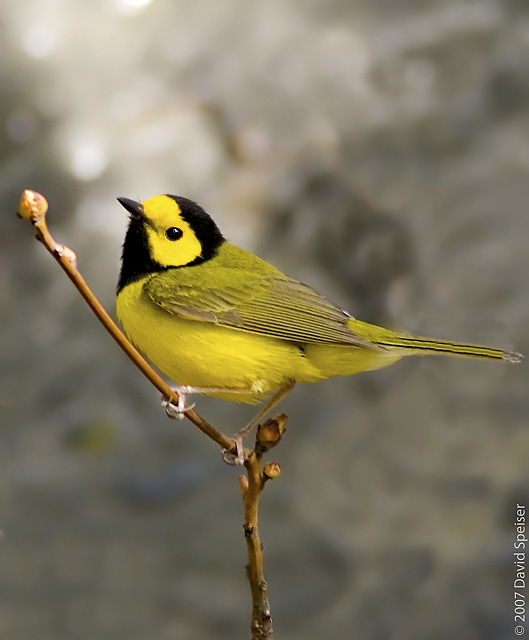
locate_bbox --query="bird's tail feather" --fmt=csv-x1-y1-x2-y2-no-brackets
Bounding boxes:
348,318,522,363
377,333,521,363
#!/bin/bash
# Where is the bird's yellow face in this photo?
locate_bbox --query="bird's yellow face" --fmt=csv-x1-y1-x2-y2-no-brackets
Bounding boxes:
140,195,203,268
117,194,224,292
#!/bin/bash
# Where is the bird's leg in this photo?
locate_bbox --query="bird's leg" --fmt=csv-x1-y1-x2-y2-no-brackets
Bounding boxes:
163,381,295,466
233,380,295,444
221,382,295,465
162,385,270,420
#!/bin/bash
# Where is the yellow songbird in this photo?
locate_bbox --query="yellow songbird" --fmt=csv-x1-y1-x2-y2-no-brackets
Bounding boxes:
116,194,520,415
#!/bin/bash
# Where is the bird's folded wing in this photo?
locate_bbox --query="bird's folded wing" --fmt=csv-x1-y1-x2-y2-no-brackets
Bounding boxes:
145,268,378,348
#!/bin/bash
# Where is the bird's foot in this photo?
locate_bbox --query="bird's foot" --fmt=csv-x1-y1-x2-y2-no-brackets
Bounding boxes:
222,435,246,466
162,386,197,420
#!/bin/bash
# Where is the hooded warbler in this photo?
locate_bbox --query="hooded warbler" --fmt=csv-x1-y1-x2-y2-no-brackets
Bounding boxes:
116,194,519,412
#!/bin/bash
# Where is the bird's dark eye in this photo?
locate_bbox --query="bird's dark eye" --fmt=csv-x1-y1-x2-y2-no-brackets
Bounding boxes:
165,227,183,241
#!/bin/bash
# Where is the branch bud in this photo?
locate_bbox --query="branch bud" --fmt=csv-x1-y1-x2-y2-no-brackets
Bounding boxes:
256,414,288,450
56,244,78,269
17,190,48,223
263,462,281,480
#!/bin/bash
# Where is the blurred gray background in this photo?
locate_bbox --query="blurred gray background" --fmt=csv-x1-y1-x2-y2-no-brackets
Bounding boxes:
1,1,528,638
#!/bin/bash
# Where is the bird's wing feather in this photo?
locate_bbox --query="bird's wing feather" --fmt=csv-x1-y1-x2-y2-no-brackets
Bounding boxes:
145,266,377,348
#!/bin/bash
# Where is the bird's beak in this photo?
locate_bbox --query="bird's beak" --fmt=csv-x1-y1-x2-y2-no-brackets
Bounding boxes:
117,197,146,221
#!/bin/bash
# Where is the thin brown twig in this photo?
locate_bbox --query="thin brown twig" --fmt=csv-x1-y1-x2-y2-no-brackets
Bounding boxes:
240,414,288,640
16,190,236,453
